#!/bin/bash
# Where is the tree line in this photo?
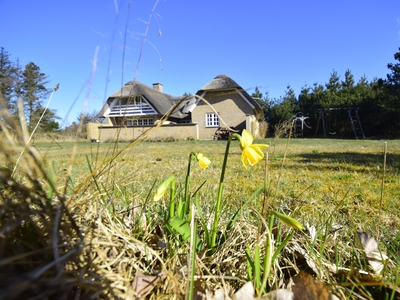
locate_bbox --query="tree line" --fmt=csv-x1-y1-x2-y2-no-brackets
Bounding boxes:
0,47,104,134
252,47,400,138
0,47,61,132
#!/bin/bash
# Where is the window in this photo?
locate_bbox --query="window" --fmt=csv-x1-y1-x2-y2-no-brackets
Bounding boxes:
206,112,219,127
126,118,154,126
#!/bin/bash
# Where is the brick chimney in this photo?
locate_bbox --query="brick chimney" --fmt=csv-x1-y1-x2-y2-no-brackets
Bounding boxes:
153,83,163,92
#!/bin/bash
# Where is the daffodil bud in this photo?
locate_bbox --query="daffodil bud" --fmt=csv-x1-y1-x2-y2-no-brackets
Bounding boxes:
273,211,304,230
154,176,175,201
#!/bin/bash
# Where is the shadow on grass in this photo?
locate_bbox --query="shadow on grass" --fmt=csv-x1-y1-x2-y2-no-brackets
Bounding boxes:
294,152,400,171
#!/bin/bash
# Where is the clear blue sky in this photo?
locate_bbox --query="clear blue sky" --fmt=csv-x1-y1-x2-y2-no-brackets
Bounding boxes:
1,0,400,126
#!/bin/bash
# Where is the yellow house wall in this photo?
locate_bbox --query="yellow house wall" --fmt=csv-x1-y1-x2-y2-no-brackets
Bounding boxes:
86,122,102,141
192,90,254,139
105,117,113,125
87,123,199,142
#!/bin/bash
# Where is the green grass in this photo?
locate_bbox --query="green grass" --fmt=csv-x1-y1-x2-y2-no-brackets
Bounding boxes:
2,136,400,298
30,138,399,241
33,138,400,223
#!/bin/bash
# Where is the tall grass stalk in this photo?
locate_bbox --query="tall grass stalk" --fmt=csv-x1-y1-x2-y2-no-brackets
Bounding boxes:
272,119,294,207
379,142,387,213
377,141,387,243
12,89,61,177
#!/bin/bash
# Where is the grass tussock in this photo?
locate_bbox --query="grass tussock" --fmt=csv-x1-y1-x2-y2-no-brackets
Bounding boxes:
0,119,113,298
1,105,400,299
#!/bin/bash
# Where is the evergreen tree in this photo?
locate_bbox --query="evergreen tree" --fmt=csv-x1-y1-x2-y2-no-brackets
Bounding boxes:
340,69,356,106
357,77,383,136
386,48,400,86
251,87,272,121
354,76,371,104
298,85,312,111
11,59,24,111
0,47,19,110
380,47,400,135
251,86,263,102
19,62,49,127
325,70,341,106
311,82,326,108
298,85,318,127
31,104,61,132
342,69,355,89
269,85,297,126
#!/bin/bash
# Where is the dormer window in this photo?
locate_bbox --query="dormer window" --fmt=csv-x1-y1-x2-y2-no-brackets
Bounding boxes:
107,96,157,116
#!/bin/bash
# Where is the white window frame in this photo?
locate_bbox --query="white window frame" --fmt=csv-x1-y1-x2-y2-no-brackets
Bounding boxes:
126,118,154,126
205,112,220,127
107,96,157,117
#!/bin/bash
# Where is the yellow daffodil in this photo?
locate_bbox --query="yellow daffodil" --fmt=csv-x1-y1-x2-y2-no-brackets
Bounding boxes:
196,153,211,169
239,129,269,168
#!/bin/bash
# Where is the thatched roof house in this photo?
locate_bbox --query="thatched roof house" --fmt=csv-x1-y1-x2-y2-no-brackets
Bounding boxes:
92,74,262,141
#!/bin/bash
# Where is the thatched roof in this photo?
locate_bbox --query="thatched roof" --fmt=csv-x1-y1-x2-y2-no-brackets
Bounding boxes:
98,81,188,119
198,74,243,90
98,75,260,119
197,74,260,109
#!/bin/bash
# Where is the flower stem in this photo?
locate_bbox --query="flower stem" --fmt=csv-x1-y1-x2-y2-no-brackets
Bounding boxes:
260,213,274,294
169,178,176,219
210,133,241,250
184,152,195,216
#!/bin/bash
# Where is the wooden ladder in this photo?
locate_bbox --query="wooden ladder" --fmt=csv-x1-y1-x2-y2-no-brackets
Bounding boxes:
348,109,365,139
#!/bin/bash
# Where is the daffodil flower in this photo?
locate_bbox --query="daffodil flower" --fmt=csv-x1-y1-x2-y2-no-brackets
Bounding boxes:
239,129,269,168
196,153,211,169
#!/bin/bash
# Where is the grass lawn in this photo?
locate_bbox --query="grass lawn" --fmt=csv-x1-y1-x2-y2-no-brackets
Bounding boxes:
33,138,400,232
2,136,400,298
32,137,400,249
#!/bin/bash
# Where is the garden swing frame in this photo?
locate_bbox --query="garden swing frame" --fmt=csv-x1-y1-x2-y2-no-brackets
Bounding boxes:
316,107,365,139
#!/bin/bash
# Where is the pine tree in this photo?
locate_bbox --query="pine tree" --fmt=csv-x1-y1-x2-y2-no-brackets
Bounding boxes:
251,87,272,122
29,104,60,132
298,85,318,124
386,48,400,86
340,69,356,106
19,62,49,127
269,85,298,126
381,47,400,135
325,70,341,106
0,47,19,110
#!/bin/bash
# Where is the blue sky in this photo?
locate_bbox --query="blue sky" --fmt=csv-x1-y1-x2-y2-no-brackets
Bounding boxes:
1,0,400,126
